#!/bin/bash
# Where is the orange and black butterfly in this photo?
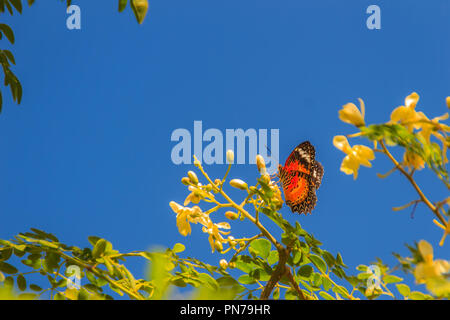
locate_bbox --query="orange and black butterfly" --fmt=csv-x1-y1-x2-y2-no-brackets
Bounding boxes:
278,141,324,215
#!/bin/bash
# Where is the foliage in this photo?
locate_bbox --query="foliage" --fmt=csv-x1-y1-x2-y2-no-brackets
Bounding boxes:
0,0,149,112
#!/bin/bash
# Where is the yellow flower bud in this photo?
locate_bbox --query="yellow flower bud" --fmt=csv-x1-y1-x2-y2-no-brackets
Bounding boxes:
187,171,199,185
131,0,149,24
228,236,237,248
214,240,224,252
219,259,228,269
256,155,266,174
225,211,239,220
230,179,248,190
226,150,234,164
446,97,450,109
239,241,245,248
181,177,190,185
228,262,236,269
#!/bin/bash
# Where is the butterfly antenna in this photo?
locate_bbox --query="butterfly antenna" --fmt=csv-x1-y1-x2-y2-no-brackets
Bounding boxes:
265,144,272,157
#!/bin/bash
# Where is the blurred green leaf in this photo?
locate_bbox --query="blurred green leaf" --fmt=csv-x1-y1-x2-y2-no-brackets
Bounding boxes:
309,254,327,273
396,283,410,297
0,24,15,44
249,238,271,259
118,0,127,12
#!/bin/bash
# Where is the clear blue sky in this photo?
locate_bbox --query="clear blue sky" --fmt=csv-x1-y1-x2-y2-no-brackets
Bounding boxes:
1,0,449,297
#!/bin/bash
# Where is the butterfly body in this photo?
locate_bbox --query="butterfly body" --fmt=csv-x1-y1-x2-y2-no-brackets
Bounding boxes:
278,141,323,215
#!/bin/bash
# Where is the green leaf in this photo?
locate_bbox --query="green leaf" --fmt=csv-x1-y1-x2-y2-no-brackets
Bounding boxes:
322,275,332,291
292,250,302,265
332,285,350,297
336,253,347,268
29,284,42,292
396,284,410,297
249,238,271,259
309,254,327,273
172,243,185,254
0,247,13,261
17,274,26,291
88,236,101,246
273,287,280,300
298,265,313,278
383,275,403,284
198,273,219,291
0,261,18,274
234,255,255,273
18,293,37,300
322,251,335,268
356,264,368,272
130,0,149,24
118,0,127,12
409,291,429,300
237,274,256,285
92,239,107,259
2,50,15,65
267,250,279,265
9,0,22,13
319,291,335,300
0,24,15,44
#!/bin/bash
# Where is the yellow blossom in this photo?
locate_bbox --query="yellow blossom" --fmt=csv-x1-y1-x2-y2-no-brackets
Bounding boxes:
339,98,366,127
417,113,449,143
333,135,375,179
169,202,209,236
414,240,450,284
390,92,425,132
403,149,425,171
202,221,231,253
184,185,209,206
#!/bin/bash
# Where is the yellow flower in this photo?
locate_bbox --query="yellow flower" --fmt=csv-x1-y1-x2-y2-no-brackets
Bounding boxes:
333,135,375,179
417,113,449,143
390,92,425,132
403,149,425,170
339,98,365,127
202,221,231,253
414,240,450,284
446,97,450,109
169,202,209,236
184,185,209,206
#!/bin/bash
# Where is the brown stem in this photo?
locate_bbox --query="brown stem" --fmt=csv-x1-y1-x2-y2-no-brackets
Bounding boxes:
380,140,447,226
261,247,289,300
285,266,307,300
